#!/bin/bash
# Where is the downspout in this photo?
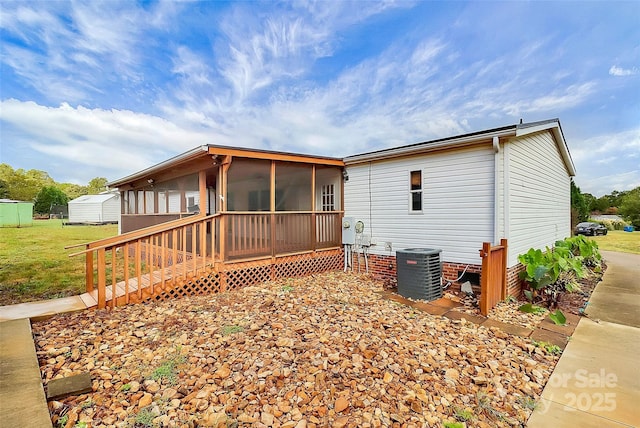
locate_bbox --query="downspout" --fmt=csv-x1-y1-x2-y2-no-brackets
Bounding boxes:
503,142,510,247
492,136,500,244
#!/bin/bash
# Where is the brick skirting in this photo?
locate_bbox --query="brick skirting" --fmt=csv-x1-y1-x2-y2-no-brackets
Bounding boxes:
366,253,524,297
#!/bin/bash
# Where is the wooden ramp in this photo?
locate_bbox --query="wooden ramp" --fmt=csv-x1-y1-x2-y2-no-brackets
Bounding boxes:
80,256,213,308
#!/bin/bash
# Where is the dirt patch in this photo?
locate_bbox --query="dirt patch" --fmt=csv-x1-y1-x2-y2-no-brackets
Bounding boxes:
34,272,558,428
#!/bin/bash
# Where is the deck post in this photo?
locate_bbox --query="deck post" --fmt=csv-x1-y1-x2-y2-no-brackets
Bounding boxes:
500,238,508,300
97,249,106,309
85,249,94,293
479,242,491,316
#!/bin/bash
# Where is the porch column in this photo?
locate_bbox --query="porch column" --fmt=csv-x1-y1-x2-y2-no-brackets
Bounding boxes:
270,161,276,257
311,165,317,251
219,159,231,261
198,170,207,217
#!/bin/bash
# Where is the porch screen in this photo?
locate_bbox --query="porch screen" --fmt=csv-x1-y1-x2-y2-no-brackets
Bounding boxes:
139,174,199,214
275,162,312,211
227,158,270,211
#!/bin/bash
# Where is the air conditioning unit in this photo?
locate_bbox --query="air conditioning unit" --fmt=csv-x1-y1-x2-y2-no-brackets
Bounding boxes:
396,248,442,301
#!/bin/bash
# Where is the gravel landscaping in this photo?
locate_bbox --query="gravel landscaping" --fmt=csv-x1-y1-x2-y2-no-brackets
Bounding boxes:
34,272,560,428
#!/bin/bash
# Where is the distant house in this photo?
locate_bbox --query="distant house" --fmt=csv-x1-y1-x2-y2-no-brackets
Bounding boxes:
343,118,575,295
68,192,120,224
590,214,623,222
0,199,33,228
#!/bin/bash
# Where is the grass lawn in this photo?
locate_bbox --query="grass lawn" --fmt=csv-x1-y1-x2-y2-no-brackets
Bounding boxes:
590,230,640,254
0,219,117,305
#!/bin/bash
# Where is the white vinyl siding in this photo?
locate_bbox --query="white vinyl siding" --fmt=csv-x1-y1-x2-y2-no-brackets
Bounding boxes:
344,146,494,265
505,131,571,266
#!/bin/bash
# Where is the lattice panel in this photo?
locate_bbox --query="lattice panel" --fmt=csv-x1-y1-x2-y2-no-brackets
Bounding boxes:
142,249,342,304
151,271,221,302
275,251,342,280
223,264,272,291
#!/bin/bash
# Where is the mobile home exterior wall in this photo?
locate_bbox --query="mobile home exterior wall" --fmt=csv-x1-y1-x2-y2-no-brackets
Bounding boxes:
344,145,495,266
503,131,572,266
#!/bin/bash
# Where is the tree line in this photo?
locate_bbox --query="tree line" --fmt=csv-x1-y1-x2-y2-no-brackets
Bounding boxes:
571,179,640,229
0,164,109,215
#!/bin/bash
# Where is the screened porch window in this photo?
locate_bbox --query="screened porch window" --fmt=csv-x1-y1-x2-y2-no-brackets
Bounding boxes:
227,158,270,211
410,170,422,212
275,162,312,211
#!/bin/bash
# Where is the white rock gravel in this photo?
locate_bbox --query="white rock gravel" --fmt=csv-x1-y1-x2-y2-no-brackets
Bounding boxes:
34,272,558,428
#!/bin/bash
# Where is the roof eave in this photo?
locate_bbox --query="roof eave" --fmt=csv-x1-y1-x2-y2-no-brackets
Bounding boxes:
344,127,517,165
107,146,210,187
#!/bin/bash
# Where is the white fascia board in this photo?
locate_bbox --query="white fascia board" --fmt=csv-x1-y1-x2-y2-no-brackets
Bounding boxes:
516,121,576,176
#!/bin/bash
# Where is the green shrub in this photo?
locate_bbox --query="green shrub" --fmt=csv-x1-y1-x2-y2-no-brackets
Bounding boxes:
518,236,602,322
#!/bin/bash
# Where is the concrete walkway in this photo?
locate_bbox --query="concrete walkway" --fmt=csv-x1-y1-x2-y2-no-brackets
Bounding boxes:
527,250,640,427
0,295,89,323
0,319,52,427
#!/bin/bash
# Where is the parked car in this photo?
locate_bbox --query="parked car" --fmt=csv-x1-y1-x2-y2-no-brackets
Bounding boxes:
575,222,608,236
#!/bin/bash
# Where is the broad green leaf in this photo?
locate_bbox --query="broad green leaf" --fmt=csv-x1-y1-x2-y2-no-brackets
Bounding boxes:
549,310,567,325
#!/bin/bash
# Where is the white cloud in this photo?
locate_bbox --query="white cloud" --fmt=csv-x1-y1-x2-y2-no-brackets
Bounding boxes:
609,65,638,76
2,1,637,194
0,99,212,183
0,2,175,102
570,128,640,196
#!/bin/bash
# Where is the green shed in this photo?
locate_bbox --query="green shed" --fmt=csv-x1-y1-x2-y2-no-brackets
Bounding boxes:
0,199,34,227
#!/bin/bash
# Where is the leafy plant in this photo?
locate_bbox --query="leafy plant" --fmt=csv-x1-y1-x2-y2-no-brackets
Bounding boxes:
555,235,601,268
518,303,547,315
518,236,601,325
549,309,567,325
532,340,562,355
57,415,68,428
121,383,132,391
504,295,517,304
74,423,88,428
281,285,294,292
444,422,465,428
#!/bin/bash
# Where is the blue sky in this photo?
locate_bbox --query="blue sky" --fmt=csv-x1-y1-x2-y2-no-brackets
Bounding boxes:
1,1,638,197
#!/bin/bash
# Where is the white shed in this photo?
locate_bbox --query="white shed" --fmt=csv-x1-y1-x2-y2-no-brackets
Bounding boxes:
68,192,120,224
343,119,575,295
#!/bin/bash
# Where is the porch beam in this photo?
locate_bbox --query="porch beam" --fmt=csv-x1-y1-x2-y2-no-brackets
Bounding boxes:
207,146,343,166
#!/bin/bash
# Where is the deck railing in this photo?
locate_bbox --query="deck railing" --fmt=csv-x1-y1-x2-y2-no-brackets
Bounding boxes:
224,212,341,260
69,214,221,309
479,238,508,316
70,211,342,308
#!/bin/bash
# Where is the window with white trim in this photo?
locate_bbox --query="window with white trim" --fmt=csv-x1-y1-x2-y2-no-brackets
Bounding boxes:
410,170,422,212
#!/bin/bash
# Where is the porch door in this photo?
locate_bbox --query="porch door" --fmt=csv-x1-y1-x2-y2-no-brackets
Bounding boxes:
208,187,216,214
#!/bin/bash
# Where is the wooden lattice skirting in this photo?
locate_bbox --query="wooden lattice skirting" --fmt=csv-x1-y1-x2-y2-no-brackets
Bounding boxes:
150,249,342,302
